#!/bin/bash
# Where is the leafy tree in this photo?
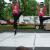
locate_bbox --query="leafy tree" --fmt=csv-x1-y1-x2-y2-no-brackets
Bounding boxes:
49,0,50,16
0,0,5,20
44,0,49,16
4,3,12,20
21,0,37,16
9,0,12,2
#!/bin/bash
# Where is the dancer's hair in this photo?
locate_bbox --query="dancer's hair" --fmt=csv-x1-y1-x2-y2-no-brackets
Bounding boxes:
16,46,28,50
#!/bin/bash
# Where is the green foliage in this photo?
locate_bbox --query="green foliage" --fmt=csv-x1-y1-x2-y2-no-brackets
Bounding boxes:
0,0,5,20
4,3,13,20
20,0,37,16
9,0,12,2
20,0,49,16
0,0,49,21
45,0,49,16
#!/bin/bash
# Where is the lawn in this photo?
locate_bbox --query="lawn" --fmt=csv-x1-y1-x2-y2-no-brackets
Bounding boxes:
0,24,35,31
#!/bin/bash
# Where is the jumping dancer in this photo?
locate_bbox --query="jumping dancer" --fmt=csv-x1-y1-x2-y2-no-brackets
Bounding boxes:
12,0,21,35
36,2,50,29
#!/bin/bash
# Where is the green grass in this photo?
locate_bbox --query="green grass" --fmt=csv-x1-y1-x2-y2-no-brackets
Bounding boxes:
0,25,34,31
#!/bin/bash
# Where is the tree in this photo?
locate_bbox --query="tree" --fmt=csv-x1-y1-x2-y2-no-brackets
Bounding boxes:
4,3,12,20
44,0,49,16
21,0,27,15
49,0,50,16
0,0,5,20
21,0,37,16
9,0,12,2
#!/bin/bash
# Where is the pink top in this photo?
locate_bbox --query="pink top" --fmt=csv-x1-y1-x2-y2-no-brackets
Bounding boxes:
12,3,19,15
36,5,46,17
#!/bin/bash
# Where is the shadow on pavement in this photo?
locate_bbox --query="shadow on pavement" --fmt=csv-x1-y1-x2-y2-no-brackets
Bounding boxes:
0,47,33,50
0,29,50,33
35,47,50,50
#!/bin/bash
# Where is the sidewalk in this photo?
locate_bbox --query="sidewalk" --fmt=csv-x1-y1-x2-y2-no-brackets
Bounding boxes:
0,32,50,50
0,32,35,47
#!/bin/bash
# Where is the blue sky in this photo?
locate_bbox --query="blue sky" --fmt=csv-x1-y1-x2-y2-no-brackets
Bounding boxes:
4,0,44,3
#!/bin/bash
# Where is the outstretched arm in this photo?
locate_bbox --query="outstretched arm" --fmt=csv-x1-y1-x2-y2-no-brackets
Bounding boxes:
43,4,46,13
36,5,39,11
12,0,14,3
16,0,20,8
12,0,14,10
16,0,19,3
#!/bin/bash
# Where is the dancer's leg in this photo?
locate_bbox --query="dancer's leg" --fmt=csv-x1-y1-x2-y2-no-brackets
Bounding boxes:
43,17,50,21
13,16,17,35
14,13,21,35
39,16,44,29
14,12,22,35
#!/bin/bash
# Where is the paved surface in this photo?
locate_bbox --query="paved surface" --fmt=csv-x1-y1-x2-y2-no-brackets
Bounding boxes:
0,32,50,50
35,33,50,47
0,32,35,47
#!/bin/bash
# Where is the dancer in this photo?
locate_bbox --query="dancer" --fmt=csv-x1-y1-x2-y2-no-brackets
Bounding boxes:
12,0,21,35
36,2,50,29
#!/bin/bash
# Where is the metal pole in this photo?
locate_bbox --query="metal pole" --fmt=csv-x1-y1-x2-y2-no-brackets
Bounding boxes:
49,0,50,16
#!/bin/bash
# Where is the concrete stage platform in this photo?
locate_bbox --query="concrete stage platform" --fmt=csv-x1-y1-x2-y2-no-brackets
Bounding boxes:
0,32,50,50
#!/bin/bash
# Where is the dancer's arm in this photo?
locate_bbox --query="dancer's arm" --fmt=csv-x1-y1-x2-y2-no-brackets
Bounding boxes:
43,4,46,13
36,5,39,11
16,0,20,8
12,0,14,4
12,0,14,10
16,0,18,3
